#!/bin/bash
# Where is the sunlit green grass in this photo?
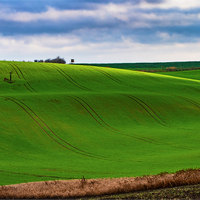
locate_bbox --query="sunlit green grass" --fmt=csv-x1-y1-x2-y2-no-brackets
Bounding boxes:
1,61,200,185
159,70,200,80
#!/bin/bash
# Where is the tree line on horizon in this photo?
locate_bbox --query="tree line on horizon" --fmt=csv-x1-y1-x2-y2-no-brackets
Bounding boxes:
34,56,66,64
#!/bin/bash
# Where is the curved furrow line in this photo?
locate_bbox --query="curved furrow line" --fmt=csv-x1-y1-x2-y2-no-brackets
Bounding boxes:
52,65,93,92
131,95,167,126
56,65,93,91
74,96,121,132
27,82,37,92
13,64,26,80
10,97,108,159
70,96,164,146
6,97,82,155
23,84,34,93
9,63,36,93
95,68,123,84
132,135,191,151
95,68,145,91
9,64,21,79
192,87,200,93
69,96,160,145
0,170,75,179
178,96,200,109
23,83,36,93
54,66,89,91
69,96,112,132
13,64,36,92
123,94,167,127
128,134,159,144
123,95,194,150
132,97,194,149
5,97,107,160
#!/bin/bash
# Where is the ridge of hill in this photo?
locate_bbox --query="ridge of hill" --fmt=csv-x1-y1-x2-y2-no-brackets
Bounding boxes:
1,61,200,186
80,61,200,71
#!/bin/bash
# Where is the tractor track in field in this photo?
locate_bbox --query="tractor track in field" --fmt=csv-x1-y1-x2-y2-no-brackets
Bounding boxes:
95,68,123,84
9,63,36,93
71,96,164,145
123,94,167,127
71,94,180,153
4,95,163,160
69,95,120,133
0,170,75,180
2,96,108,160
179,96,200,109
123,94,194,150
69,95,162,145
51,64,93,92
191,86,200,93
94,68,148,91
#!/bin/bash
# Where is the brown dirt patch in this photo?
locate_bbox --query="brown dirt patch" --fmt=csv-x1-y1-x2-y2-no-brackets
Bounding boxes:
1,168,200,199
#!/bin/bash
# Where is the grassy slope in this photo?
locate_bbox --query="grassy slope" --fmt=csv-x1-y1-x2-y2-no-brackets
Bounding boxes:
159,70,200,80
1,61,200,186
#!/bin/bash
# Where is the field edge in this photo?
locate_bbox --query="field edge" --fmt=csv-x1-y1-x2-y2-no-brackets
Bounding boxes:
1,168,200,199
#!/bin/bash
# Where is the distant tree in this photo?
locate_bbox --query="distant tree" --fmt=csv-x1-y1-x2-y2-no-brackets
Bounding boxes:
36,56,66,64
45,58,51,63
51,56,66,64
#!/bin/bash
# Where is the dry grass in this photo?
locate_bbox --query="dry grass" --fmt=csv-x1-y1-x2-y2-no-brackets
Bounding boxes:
1,168,200,199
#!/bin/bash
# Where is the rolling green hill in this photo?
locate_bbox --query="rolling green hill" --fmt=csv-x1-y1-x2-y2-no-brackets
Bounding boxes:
1,61,200,186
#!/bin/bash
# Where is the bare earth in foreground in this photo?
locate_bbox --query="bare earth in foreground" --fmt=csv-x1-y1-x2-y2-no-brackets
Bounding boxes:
1,169,200,199
86,184,200,199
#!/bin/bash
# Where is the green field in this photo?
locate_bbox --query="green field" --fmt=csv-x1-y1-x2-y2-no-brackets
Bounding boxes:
1,61,200,186
159,70,200,80
81,61,200,71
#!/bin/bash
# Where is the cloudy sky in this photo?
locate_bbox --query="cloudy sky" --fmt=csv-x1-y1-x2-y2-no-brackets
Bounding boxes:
1,0,200,63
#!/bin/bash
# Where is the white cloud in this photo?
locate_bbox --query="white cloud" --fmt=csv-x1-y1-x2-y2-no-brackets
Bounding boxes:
139,0,200,9
0,1,199,31
1,34,200,63
157,32,171,40
0,6,96,22
0,1,200,63
0,34,85,62
0,3,131,23
97,2,130,21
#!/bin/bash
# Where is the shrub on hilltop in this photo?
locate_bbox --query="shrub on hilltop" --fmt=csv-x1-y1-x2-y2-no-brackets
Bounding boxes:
45,56,66,64
34,56,66,64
